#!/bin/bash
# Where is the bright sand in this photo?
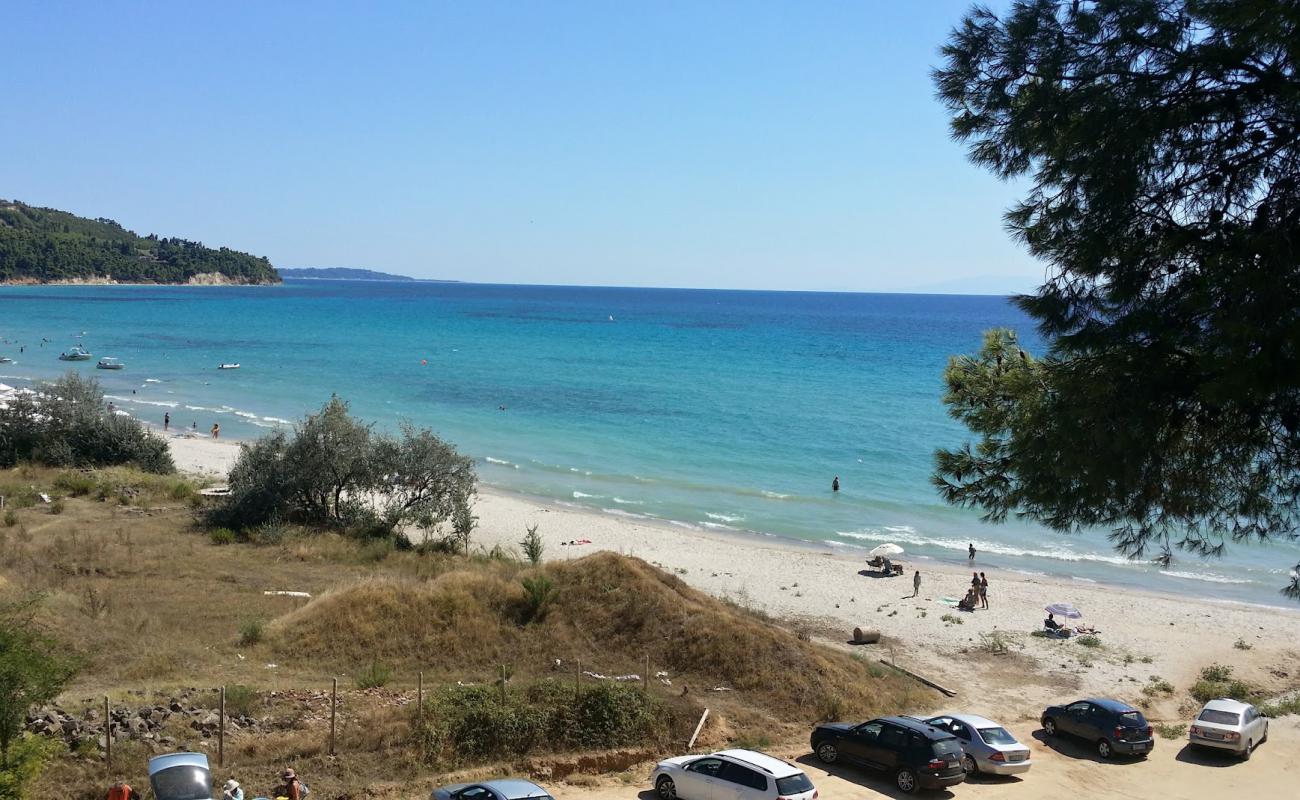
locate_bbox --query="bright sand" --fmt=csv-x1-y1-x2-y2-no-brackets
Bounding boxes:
168,434,1300,725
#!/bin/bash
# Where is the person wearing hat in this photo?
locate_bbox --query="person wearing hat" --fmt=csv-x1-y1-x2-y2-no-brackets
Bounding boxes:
271,768,309,800
222,778,245,800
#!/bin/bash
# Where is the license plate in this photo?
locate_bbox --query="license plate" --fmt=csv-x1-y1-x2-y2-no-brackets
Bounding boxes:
1007,753,1025,762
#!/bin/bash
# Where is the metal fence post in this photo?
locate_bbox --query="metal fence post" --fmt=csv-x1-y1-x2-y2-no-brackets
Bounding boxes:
218,686,226,767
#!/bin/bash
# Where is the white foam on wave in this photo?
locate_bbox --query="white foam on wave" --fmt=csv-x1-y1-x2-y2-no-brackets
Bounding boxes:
835,528,1143,567
262,416,292,425
1163,570,1252,585
484,457,518,468
233,411,259,420
144,378,162,383
761,490,791,500
602,507,653,521
106,394,179,409
705,512,744,523
611,497,644,505
824,539,866,550
668,519,700,530
701,521,739,531
1071,576,1098,583
572,491,600,499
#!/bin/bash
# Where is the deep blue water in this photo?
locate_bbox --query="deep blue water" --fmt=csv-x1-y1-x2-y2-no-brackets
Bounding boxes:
2,280,1296,605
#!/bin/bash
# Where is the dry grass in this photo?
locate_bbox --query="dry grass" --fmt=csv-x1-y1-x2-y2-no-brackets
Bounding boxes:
0,465,927,799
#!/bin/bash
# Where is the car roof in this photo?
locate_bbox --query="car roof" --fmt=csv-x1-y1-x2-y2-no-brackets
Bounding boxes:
148,752,210,775
883,716,956,739
481,780,551,799
934,713,1003,730
1202,698,1252,713
714,750,803,778
1083,698,1139,713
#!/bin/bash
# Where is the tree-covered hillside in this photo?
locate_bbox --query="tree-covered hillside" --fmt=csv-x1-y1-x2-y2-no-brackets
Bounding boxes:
0,200,280,284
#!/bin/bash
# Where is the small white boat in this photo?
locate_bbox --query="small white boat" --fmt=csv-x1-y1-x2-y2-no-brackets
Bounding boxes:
96,357,126,370
0,357,13,364
217,363,241,370
58,346,93,361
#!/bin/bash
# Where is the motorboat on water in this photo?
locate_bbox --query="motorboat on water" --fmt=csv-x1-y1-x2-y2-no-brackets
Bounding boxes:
0,357,13,364
96,357,125,370
217,363,240,370
58,346,92,361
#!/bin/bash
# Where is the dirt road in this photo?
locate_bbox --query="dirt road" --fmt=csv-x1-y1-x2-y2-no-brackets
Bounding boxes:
548,718,1298,800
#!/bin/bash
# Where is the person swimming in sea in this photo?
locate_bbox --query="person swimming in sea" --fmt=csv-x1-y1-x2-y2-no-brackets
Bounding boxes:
832,476,840,492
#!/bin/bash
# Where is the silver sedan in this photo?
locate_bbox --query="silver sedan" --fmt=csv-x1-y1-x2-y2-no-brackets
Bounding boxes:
1189,698,1269,759
432,780,555,800
924,714,1032,776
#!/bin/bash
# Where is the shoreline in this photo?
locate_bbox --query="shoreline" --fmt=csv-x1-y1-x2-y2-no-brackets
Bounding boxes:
165,434,1300,721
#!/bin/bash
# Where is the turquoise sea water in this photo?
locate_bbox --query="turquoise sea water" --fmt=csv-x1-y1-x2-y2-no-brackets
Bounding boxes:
2,280,1297,605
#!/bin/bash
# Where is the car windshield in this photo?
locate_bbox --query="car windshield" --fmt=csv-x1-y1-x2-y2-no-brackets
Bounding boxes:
1198,709,1241,725
978,727,1017,745
151,766,212,800
775,774,814,795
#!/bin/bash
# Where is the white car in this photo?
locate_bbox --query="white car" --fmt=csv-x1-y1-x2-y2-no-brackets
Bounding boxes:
652,749,817,800
924,714,1032,776
1188,698,1269,759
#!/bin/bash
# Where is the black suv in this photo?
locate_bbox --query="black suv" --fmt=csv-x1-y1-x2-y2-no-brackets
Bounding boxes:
810,716,965,794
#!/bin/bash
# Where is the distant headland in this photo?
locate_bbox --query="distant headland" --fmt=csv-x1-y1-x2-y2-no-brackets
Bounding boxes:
280,267,457,282
0,200,280,285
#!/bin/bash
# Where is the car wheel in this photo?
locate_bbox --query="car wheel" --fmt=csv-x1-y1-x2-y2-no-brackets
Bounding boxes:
1097,738,1112,759
961,754,978,775
1241,739,1253,761
1261,724,1268,744
1043,718,1057,736
895,768,918,794
815,742,839,764
655,776,676,800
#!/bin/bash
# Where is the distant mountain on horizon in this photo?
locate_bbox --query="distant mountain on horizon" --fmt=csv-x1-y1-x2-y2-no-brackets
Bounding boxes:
280,267,456,282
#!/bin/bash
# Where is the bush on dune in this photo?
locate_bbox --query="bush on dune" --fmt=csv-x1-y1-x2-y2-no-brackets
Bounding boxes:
208,397,475,545
0,373,173,473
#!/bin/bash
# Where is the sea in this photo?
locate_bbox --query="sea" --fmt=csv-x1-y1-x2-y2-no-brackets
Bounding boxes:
2,280,1297,607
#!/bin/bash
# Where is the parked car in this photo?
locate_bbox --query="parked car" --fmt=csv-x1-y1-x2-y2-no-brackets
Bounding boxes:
651,749,817,800
810,716,965,794
148,752,213,800
1188,698,1269,759
924,714,1032,776
432,780,554,800
1040,698,1153,758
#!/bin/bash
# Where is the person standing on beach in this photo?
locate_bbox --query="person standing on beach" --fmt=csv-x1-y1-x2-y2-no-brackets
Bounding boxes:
911,570,921,598
979,572,989,609
968,542,976,560
832,476,840,492
211,423,220,439
163,412,170,431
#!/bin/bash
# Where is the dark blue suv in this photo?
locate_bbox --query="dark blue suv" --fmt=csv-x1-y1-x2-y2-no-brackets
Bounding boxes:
1041,698,1154,759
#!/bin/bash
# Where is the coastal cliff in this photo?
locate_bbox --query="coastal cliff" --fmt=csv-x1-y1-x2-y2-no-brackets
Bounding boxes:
0,200,280,285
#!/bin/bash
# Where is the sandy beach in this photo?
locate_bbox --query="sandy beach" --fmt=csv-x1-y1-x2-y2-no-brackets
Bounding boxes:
168,434,1300,725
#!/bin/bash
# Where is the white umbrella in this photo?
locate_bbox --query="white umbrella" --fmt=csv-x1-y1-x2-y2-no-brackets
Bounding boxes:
1044,602,1083,619
868,543,905,558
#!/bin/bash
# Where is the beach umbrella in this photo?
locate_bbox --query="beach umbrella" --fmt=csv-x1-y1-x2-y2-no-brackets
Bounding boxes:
867,543,904,558
1044,602,1083,619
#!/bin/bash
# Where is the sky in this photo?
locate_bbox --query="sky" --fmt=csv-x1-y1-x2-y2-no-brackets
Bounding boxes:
1,1,1040,293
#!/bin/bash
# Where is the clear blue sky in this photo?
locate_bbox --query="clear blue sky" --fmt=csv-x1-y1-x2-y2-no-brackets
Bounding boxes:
2,1,1038,292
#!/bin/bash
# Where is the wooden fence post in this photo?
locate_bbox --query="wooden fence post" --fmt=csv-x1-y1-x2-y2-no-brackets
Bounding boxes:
218,686,226,767
104,695,111,774
574,660,581,700
499,664,507,703
417,670,424,712
329,678,338,756
644,654,650,693
687,709,710,749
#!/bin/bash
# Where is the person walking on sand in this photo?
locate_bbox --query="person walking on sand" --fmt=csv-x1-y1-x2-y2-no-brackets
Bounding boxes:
911,569,921,598
163,412,170,431
979,572,989,609
832,476,840,492
968,542,976,561
211,423,220,439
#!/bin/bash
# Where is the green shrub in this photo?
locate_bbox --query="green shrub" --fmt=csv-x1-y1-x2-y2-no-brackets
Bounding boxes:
2,510,14,527
238,620,264,646
517,575,556,624
224,684,259,717
1258,694,1300,718
1142,677,1175,697
1076,635,1102,648
1189,664,1255,703
1154,722,1186,740
48,499,65,515
53,472,97,497
354,660,392,689
520,522,544,565
209,528,236,546
940,613,962,625
358,538,393,563
0,733,59,798
1233,638,1253,651
415,680,669,766
1201,663,1233,682
250,521,289,546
